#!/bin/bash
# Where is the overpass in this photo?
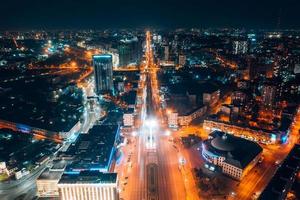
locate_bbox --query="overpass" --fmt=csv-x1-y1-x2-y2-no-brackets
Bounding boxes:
0,119,63,143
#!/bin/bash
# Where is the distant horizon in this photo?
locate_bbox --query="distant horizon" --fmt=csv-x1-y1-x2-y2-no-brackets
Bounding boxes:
1,27,300,32
1,0,300,30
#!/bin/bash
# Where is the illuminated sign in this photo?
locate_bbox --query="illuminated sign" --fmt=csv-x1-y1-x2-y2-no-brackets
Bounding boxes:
93,54,112,59
270,134,277,142
281,135,288,144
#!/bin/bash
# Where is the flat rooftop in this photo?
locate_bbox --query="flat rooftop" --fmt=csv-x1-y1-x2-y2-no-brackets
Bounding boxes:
50,160,67,171
259,144,300,200
0,69,84,133
0,129,58,173
38,168,63,181
121,90,137,105
58,171,117,184
64,124,119,172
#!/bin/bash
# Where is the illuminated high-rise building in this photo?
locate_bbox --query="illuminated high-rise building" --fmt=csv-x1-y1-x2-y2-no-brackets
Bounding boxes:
247,55,258,80
118,38,141,66
93,54,113,94
178,54,186,67
153,34,162,44
247,33,257,53
262,84,276,107
164,45,169,61
232,40,248,55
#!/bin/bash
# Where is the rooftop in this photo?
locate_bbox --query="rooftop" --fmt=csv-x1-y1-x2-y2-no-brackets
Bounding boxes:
204,131,263,169
93,54,112,59
38,168,63,181
58,171,117,184
50,160,67,171
211,134,235,152
0,128,59,173
63,124,119,172
0,69,84,133
121,90,137,105
259,144,300,200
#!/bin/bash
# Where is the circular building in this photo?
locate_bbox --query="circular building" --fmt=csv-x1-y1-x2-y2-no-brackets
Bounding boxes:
202,131,262,180
202,133,234,165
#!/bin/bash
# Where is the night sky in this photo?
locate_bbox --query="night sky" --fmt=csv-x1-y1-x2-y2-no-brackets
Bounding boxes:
1,0,300,30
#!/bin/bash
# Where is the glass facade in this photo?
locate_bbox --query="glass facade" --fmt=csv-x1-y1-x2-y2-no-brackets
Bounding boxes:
93,54,113,94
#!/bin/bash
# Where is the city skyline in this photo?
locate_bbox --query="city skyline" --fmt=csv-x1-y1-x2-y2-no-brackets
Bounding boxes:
0,2,300,199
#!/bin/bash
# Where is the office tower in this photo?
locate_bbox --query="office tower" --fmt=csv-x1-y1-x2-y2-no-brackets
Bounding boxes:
262,84,276,107
118,37,140,66
247,33,257,53
93,54,113,94
247,55,258,80
178,54,186,67
164,45,169,61
232,40,248,55
153,34,162,44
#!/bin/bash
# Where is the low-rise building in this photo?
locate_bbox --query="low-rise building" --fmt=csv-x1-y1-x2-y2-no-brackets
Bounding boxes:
36,160,67,198
167,112,178,129
231,90,247,105
259,144,300,200
220,104,232,115
178,105,207,126
203,89,220,106
15,168,30,180
203,119,288,144
60,124,120,173
0,162,8,175
123,108,134,127
167,105,207,127
202,131,262,180
58,171,118,200
36,169,63,198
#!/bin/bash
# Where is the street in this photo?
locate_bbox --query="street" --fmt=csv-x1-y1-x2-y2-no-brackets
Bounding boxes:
117,31,189,200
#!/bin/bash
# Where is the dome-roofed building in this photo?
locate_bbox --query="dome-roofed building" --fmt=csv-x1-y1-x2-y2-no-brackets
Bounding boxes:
211,134,235,152
202,131,262,180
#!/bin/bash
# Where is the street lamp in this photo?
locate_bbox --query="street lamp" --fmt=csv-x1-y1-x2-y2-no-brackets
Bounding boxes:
145,118,157,149
165,130,171,136
71,61,77,67
145,118,157,128
131,131,137,137
166,109,172,115
179,156,186,165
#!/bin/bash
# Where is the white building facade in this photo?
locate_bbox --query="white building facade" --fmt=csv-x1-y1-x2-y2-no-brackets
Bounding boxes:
58,182,118,200
123,113,134,127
